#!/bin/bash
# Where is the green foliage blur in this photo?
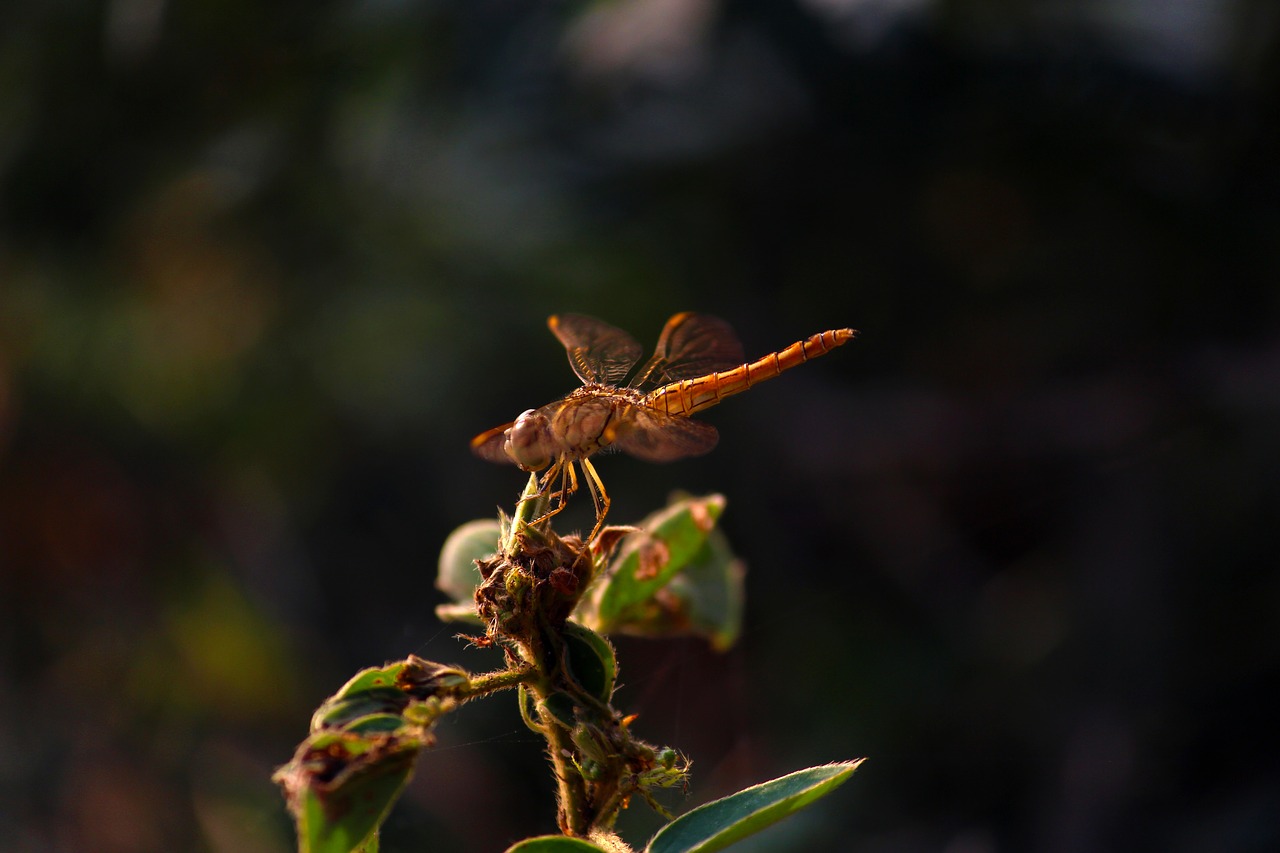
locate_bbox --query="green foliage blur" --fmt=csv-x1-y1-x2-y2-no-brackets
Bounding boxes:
2,1,1277,852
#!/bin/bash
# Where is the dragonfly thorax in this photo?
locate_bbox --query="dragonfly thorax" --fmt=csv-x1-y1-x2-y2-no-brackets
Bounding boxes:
504,387,643,471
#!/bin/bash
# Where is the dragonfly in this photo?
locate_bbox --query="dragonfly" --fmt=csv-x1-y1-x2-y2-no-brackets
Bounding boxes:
471,312,857,542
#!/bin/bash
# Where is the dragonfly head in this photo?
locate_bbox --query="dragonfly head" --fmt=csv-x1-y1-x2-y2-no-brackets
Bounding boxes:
506,408,554,471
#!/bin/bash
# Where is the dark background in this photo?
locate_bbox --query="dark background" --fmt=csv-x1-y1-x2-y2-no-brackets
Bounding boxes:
2,1,1278,851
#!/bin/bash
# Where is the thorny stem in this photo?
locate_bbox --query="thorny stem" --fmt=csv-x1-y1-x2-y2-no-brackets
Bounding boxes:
507,472,549,555
471,473,688,838
465,665,537,699
538,681,592,836
520,602,592,834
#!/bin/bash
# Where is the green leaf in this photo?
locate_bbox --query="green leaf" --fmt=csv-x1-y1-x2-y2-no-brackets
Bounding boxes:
503,836,609,853
343,713,408,735
281,658,472,852
310,658,467,731
592,528,745,650
335,663,411,697
517,686,580,731
517,684,542,733
537,690,580,729
437,519,501,603
562,621,617,702
395,657,471,698
594,495,725,626
299,766,409,853
313,688,410,731
311,662,412,732
279,732,425,853
644,761,864,853
664,529,745,651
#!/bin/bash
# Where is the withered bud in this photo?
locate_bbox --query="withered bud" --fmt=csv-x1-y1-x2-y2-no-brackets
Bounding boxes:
590,525,638,564
397,656,471,699
548,566,579,596
476,555,505,580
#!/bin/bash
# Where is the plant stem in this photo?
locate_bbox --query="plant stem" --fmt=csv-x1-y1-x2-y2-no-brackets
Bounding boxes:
540,696,590,835
525,610,593,835
507,472,548,555
466,666,536,699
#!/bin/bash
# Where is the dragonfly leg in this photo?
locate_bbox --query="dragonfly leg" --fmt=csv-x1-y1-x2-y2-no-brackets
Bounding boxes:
522,458,564,521
531,459,577,527
559,459,580,503
579,456,611,544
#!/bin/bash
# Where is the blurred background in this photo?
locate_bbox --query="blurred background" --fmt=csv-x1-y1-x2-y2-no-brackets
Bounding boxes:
2,1,1278,851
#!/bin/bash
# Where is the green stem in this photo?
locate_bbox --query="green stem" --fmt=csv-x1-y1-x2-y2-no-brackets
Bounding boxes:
506,472,549,556
496,475,602,834
528,612,593,834
535,682,591,836
464,666,536,699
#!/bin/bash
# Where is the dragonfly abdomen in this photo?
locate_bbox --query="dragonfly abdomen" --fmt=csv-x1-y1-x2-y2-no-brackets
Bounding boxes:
645,327,857,417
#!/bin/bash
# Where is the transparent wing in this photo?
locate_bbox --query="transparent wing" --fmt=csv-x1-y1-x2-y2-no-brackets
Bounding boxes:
613,406,719,462
630,312,746,391
549,314,644,386
470,422,514,464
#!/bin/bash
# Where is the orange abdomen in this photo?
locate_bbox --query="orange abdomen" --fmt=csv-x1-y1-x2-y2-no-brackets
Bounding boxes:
645,327,856,417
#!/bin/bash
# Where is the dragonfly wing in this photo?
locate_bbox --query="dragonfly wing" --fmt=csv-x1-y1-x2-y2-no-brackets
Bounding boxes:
549,314,644,386
632,312,746,390
614,407,719,462
471,422,514,463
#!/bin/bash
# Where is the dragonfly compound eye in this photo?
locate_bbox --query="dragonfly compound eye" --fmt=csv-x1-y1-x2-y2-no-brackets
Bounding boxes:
506,409,553,471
